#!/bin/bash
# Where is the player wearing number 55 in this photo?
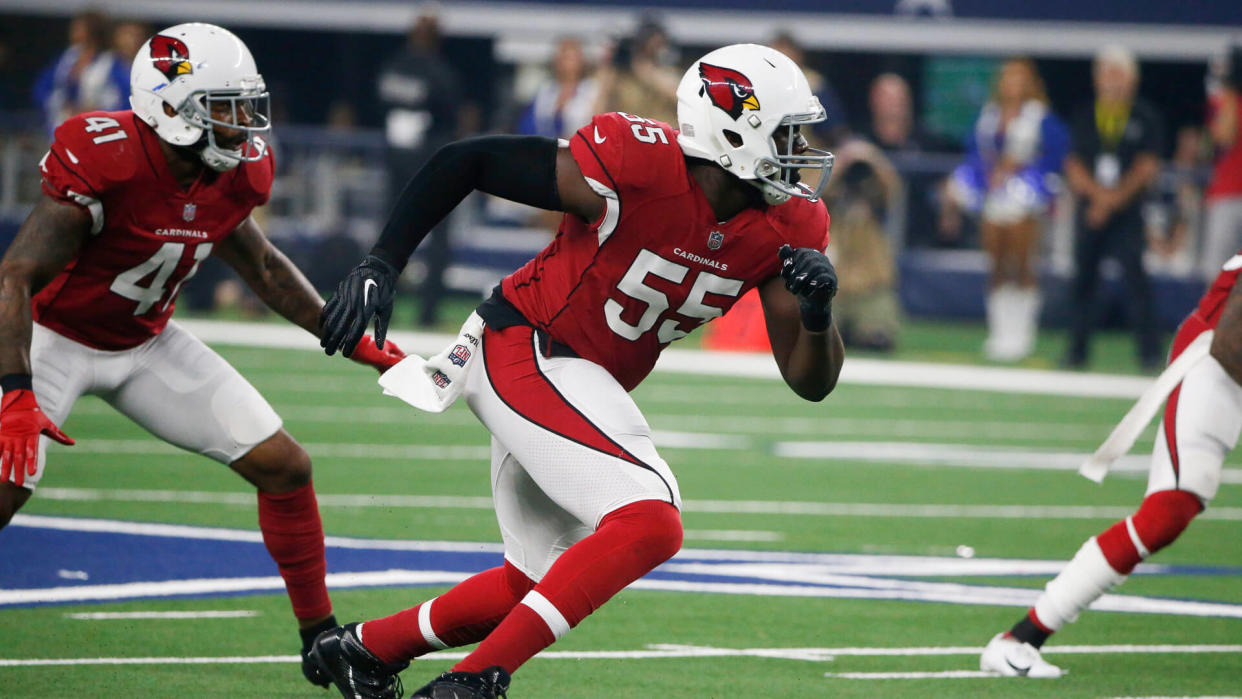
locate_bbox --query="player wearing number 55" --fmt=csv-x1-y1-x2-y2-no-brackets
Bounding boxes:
315,43,844,698
0,23,405,688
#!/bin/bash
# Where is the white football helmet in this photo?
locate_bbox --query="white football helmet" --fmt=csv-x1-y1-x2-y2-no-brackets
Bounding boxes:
677,44,833,205
130,23,270,172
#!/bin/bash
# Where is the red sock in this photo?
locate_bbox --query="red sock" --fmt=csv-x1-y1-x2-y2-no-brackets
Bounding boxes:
453,499,682,674
257,482,331,620
1096,490,1201,575
361,562,534,664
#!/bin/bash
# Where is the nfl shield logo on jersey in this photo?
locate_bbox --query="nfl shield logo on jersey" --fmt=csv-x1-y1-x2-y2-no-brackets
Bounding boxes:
182,203,196,222
449,344,471,367
707,230,724,250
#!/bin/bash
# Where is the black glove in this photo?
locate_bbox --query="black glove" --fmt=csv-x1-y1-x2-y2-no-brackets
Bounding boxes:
320,254,399,357
778,244,837,332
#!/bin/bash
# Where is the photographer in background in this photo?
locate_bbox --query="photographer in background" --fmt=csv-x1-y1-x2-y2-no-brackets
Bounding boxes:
594,18,679,127
827,141,903,352
1201,45,1242,281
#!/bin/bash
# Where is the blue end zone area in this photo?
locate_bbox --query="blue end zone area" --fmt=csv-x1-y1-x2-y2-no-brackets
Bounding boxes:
4,515,1242,619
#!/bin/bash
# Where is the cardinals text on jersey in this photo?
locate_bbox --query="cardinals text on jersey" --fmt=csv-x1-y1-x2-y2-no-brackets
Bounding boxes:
34,110,273,350
501,111,829,391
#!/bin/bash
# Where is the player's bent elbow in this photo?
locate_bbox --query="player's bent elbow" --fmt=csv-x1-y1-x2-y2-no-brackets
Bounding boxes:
0,260,36,290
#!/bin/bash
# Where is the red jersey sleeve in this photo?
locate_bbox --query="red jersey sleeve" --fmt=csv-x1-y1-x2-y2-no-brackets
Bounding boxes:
569,112,680,198
769,197,831,252
39,111,139,234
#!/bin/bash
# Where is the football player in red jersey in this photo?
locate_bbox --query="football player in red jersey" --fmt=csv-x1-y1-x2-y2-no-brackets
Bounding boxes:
309,44,843,698
0,23,404,687
980,251,1242,678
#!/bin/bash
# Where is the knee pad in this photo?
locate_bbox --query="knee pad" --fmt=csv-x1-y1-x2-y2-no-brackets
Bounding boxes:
1132,489,1202,554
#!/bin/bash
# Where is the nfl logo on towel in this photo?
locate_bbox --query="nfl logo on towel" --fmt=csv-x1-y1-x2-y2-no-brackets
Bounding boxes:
431,371,451,388
707,230,724,250
449,344,471,367
182,203,196,222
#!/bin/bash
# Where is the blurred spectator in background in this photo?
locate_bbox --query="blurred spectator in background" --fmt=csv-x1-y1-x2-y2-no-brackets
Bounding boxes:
516,37,598,139
826,140,903,351
32,9,128,135
1201,44,1242,281
866,72,949,248
942,58,1068,362
378,6,464,327
1064,45,1164,370
1145,125,1207,275
770,31,848,146
867,73,931,154
111,19,149,64
594,17,679,126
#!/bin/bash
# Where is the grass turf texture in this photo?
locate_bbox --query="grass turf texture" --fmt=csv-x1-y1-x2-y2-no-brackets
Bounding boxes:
3,328,1240,697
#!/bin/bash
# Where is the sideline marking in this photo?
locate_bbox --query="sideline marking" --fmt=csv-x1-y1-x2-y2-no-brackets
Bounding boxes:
66,611,258,620
178,319,1153,399
33,488,1242,521
3,643,1240,668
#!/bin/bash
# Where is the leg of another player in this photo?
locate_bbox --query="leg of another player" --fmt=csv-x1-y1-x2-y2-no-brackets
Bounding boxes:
984,487,1202,678
0,481,31,528
230,430,336,647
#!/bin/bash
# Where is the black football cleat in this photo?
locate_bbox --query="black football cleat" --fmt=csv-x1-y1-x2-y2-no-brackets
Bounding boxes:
306,623,409,699
409,666,511,699
302,646,331,688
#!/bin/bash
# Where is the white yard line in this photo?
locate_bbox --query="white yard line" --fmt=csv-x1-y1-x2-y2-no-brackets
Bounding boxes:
65,611,258,620
178,319,1154,398
650,414,1117,441
65,402,1125,444
681,529,784,542
825,670,998,679
31,488,1242,521
61,437,1240,485
2,643,1239,668
50,440,492,461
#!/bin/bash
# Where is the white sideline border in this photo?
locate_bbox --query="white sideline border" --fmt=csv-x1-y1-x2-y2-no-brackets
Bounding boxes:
31,487,1242,521
2,642,1240,668
178,319,1154,399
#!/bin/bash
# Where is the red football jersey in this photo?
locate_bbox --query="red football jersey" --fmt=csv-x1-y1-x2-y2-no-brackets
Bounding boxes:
34,110,272,350
502,112,830,391
1197,251,1242,328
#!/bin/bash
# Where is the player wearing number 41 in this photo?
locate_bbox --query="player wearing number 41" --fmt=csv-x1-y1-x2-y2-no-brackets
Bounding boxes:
981,251,1242,679
313,43,843,698
0,22,405,688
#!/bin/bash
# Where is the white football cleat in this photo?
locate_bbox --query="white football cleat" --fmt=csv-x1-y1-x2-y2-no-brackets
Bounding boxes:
980,633,1064,678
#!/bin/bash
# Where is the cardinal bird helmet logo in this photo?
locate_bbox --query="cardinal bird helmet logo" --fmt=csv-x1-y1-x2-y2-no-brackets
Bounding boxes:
149,35,193,82
698,62,760,120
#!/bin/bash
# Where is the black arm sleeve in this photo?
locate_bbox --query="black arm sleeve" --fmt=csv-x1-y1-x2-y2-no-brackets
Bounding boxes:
369,135,562,270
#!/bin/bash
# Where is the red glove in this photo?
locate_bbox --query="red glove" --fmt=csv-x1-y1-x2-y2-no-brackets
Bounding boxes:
349,334,406,373
1,389,73,488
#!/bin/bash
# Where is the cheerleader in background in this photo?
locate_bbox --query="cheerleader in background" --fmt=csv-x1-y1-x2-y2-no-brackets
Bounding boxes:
942,58,1069,361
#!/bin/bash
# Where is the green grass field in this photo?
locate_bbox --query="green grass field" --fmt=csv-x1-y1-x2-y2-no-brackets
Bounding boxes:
1,318,1239,698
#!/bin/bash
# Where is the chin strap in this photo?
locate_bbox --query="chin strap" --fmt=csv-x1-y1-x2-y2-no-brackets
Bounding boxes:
750,179,791,206
200,145,241,172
